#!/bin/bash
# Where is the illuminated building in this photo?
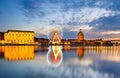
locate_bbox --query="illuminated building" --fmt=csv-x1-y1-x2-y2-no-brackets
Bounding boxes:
0,30,34,44
77,29,84,41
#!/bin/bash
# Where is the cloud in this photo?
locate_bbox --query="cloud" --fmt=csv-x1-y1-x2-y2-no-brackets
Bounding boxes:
101,30,120,35
19,0,62,18
95,0,120,11
19,0,120,39
61,7,115,26
34,25,63,38
19,0,116,24
19,0,118,26
62,24,93,32
34,24,93,39
90,15,120,31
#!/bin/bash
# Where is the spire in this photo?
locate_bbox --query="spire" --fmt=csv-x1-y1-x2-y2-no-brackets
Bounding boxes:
80,29,82,32
77,29,84,36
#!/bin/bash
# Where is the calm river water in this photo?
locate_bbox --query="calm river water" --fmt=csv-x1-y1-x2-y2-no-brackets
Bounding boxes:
0,46,120,78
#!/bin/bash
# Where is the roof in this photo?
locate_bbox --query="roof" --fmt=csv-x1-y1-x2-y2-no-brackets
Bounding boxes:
0,32,4,34
77,29,84,36
8,30,34,32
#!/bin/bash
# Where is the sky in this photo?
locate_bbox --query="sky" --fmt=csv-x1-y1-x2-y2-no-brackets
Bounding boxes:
0,0,120,40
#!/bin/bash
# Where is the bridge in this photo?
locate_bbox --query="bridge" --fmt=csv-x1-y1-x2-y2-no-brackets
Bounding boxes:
104,40,120,44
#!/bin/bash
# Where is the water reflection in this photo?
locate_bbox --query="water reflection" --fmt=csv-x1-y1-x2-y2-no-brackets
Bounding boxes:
84,46,120,61
63,46,120,62
47,45,63,67
0,46,120,78
0,46,34,61
77,46,84,60
0,46,120,62
85,46,120,54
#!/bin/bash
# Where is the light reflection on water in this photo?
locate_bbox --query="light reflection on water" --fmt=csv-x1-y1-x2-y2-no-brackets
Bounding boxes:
0,46,120,78
47,45,63,67
0,46,34,61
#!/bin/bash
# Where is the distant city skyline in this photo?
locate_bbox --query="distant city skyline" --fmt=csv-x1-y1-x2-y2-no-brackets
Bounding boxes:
0,0,120,40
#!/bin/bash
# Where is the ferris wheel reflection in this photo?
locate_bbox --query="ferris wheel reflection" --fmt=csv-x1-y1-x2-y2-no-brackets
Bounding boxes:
47,45,63,67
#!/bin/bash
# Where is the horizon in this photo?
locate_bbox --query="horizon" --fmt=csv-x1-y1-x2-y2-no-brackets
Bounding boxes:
1,29,120,40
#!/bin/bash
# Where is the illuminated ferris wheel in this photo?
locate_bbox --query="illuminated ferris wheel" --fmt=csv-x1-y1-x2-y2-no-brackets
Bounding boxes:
50,30,61,45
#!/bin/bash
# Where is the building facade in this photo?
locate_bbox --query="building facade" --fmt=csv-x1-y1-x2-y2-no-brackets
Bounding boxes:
0,30,34,44
77,29,84,41
0,32,4,40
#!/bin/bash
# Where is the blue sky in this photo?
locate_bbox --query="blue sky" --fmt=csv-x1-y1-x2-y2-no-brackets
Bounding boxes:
0,0,120,39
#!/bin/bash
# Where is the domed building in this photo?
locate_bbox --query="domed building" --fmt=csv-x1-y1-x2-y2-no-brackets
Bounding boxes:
77,29,84,41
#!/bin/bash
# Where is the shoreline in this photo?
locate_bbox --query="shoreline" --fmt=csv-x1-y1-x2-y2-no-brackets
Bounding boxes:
0,44,119,46
0,44,41,46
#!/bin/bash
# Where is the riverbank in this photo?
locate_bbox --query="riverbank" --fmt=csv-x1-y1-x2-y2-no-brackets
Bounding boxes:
0,43,41,46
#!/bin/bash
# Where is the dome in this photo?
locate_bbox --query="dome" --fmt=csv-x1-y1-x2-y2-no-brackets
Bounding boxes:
77,29,84,41
77,29,84,36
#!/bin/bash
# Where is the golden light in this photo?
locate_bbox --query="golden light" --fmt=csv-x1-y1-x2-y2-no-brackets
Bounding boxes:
47,46,63,67
47,30,63,67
